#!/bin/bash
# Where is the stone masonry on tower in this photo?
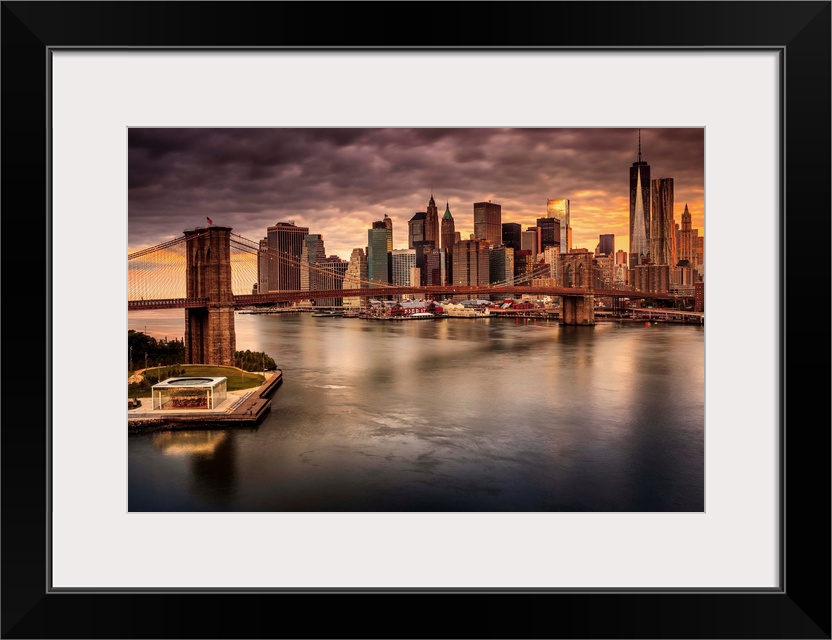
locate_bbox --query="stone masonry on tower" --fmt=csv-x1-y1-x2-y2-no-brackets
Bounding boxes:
183,225,237,366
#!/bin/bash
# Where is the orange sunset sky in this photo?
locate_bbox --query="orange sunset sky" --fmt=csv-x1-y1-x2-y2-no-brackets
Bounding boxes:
128,128,704,259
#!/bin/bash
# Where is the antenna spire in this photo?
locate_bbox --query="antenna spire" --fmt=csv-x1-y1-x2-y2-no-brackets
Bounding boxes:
638,129,642,163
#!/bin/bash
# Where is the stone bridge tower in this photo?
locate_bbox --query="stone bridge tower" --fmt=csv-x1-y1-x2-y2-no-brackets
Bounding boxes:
184,226,236,365
559,253,596,326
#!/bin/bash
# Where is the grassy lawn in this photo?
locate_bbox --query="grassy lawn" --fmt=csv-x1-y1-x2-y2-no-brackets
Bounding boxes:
130,365,266,396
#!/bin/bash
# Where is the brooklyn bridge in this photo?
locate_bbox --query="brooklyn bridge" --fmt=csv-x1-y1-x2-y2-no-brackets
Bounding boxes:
128,226,691,365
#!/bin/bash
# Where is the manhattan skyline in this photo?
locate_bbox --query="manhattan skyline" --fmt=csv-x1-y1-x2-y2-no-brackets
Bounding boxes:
128,127,704,259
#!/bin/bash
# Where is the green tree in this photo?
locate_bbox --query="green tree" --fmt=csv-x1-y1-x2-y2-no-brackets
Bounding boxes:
128,330,185,371
235,349,276,371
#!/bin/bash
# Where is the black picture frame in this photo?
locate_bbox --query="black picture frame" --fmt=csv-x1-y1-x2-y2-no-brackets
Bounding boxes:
2,2,829,638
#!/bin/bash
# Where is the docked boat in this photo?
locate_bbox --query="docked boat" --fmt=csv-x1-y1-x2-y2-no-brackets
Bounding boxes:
393,312,436,320
311,310,343,317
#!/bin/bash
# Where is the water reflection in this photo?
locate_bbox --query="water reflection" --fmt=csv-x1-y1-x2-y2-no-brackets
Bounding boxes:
153,430,227,456
136,429,240,507
128,312,704,512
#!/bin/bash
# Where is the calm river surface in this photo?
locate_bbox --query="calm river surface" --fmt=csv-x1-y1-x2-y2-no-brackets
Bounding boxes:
128,311,704,512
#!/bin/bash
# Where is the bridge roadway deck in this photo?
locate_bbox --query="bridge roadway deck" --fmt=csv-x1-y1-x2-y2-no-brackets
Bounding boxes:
129,286,693,311
128,369,283,431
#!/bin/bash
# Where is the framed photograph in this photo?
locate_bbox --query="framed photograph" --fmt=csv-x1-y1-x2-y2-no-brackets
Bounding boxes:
3,1,829,638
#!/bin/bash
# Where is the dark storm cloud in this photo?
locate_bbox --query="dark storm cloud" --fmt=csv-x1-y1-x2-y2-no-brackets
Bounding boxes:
128,127,704,259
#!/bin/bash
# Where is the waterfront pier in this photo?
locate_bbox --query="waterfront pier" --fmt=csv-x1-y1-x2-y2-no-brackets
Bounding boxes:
128,369,283,432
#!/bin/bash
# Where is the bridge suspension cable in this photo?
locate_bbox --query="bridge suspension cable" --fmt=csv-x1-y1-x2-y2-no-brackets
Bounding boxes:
127,232,206,261
128,230,570,303
231,233,398,290
128,235,193,301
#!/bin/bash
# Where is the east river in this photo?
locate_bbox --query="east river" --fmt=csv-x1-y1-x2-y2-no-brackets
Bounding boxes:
128,311,704,512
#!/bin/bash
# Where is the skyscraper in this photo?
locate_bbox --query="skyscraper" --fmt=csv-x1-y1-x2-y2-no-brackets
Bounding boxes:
267,221,309,291
425,194,439,246
453,239,490,287
391,249,417,286
382,214,393,252
502,222,522,251
489,246,515,285
342,248,368,309
257,237,269,294
413,240,435,285
629,130,650,268
300,233,327,291
316,257,348,306
441,202,457,285
542,246,561,284
650,178,675,266
408,212,426,248
368,220,392,287
513,250,536,285
547,198,570,253
693,232,704,279
536,217,560,252
677,203,694,265
473,201,502,246
598,234,615,257
423,248,446,286
593,255,615,289
521,227,538,257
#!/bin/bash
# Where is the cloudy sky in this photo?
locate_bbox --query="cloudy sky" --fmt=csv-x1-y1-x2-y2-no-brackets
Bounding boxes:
128,128,704,260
